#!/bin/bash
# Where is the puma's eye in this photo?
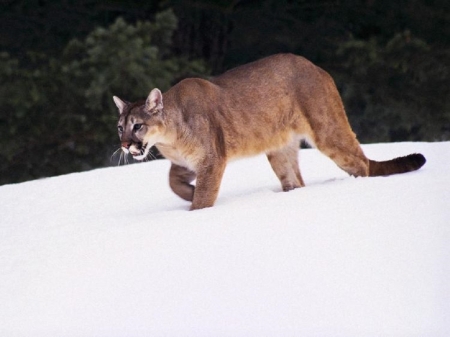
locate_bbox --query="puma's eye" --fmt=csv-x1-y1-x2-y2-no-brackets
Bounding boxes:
118,125,123,133
133,124,143,132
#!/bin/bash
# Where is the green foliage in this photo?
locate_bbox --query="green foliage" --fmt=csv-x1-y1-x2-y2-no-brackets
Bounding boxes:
335,31,450,142
0,9,209,185
1,1,449,185
167,0,450,143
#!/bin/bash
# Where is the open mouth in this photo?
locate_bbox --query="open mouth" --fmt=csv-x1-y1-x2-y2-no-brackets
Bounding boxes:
121,141,152,161
131,143,150,161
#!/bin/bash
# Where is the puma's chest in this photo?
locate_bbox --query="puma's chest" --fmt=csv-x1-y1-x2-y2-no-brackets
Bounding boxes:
155,144,202,172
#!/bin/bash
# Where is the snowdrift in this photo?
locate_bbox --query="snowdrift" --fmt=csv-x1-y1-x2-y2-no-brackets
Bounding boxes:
1,142,449,336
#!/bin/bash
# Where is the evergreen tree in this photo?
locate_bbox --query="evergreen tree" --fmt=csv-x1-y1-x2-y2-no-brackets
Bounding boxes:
0,9,208,185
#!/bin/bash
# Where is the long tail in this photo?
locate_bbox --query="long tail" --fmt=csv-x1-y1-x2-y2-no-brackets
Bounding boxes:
369,153,426,177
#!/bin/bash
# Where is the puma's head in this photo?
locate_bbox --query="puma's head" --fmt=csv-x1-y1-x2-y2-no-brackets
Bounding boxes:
113,88,165,161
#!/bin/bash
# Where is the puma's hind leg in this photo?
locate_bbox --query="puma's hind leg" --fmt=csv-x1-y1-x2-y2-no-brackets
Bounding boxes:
301,74,371,177
311,130,370,178
169,163,196,201
267,140,305,191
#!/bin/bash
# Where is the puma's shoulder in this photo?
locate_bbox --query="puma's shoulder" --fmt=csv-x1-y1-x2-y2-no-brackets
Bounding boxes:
166,78,219,102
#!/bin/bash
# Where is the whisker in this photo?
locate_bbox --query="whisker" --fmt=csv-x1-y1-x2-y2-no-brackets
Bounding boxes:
111,148,131,166
143,149,149,162
110,148,122,164
117,151,124,166
117,152,123,166
111,148,133,166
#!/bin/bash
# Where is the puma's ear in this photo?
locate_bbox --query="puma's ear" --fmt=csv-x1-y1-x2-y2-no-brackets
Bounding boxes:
145,88,163,112
113,96,126,114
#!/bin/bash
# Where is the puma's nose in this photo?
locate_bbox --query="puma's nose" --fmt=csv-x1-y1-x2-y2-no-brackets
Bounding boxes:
121,142,131,149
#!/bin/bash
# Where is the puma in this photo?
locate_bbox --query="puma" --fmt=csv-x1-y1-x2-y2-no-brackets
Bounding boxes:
113,53,426,210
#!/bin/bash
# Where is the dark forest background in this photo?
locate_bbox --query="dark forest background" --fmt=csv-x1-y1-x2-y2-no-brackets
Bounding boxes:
1,0,449,185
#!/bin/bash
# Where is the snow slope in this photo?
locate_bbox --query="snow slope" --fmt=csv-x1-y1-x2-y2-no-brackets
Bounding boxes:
0,142,449,337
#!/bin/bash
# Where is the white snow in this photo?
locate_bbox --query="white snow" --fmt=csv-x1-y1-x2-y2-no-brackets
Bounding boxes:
0,142,449,337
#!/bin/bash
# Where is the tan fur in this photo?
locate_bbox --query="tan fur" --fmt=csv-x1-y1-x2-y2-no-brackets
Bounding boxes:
114,53,426,210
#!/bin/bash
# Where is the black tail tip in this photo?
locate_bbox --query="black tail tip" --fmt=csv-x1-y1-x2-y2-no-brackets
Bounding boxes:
407,153,426,170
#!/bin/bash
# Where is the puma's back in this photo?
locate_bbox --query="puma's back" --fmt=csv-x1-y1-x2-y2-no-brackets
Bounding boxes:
114,53,426,210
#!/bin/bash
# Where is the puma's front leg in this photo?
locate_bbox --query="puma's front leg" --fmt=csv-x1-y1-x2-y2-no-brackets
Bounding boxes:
190,159,226,211
169,163,196,201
